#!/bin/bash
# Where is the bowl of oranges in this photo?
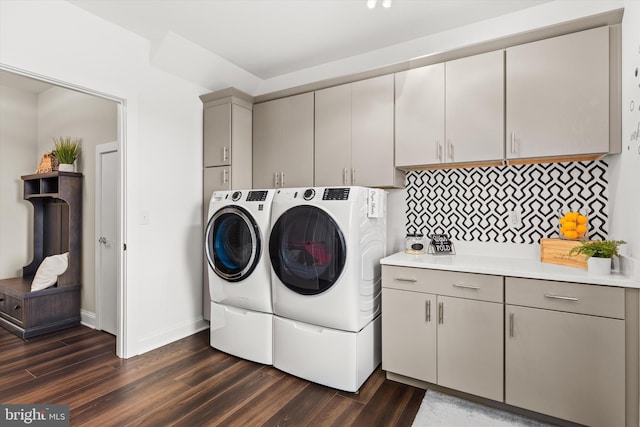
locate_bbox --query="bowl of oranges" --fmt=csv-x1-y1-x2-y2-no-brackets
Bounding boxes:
559,211,588,240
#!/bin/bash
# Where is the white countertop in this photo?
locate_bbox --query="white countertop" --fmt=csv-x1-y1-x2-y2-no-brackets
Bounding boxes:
381,251,640,289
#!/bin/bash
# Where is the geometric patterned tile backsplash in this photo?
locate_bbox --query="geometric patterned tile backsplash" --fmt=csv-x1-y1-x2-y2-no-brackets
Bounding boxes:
406,160,608,244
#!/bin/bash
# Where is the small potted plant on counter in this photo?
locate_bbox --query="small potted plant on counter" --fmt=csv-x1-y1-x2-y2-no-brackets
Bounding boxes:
569,239,626,275
53,137,81,172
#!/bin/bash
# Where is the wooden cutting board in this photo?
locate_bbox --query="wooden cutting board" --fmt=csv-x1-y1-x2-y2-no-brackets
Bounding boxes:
540,238,588,270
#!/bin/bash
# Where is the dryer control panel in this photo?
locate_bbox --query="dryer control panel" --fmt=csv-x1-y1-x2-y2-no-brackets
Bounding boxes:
322,188,350,201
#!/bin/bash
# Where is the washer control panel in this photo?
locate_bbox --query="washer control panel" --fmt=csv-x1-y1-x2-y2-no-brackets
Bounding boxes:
231,191,242,201
247,190,268,202
303,189,315,200
323,188,350,201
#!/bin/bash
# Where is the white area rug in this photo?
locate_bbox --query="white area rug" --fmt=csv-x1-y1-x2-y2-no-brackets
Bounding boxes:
412,390,557,427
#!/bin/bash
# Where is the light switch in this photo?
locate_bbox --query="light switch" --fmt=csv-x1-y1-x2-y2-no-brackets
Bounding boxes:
140,210,149,225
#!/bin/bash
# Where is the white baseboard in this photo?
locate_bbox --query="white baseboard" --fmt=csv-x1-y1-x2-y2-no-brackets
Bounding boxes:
135,317,209,356
80,309,98,329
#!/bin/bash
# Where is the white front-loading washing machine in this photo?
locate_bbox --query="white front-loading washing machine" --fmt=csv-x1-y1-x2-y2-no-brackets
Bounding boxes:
205,189,275,364
268,186,386,391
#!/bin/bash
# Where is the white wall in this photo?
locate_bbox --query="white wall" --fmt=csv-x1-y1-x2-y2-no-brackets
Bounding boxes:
37,86,118,312
609,1,640,279
0,85,37,278
0,0,209,357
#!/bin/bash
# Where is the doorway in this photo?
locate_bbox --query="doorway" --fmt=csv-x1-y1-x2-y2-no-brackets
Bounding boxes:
0,64,127,357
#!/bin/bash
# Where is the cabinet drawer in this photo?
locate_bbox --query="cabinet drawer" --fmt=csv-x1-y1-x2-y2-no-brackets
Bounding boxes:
382,266,503,303
506,277,624,319
0,292,24,325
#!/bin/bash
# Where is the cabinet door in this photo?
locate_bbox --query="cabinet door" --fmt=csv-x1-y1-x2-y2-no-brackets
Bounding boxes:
352,75,395,187
281,92,314,188
395,64,445,167
204,103,231,167
381,288,436,383
446,50,504,163
505,305,625,427
253,99,282,189
506,26,609,159
230,104,253,190
315,84,352,186
437,295,503,401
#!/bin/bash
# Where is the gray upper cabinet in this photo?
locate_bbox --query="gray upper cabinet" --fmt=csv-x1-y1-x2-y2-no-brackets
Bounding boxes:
395,63,445,167
445,50,504,164
506,26,610,160
395,50,503,168
316,75,403,188
314,83,352,187
253,93,314,189
204,100,253,173
204,103,231,167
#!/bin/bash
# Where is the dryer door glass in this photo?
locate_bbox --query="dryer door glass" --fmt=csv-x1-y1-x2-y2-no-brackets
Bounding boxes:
205,206,260,282
269,205,346,295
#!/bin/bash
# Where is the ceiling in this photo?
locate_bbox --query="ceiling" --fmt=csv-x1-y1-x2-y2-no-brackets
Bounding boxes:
68,0,550,80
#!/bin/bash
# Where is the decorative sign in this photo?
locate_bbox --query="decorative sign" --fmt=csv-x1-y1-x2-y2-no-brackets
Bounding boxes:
429,234,455,254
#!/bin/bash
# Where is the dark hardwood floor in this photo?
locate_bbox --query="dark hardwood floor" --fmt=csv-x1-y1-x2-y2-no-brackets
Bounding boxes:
0,325,424,426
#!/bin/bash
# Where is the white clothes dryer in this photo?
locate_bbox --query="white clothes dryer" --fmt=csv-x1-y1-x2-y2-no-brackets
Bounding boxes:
269,186,386,332
205,189,275,365
268,186,386,392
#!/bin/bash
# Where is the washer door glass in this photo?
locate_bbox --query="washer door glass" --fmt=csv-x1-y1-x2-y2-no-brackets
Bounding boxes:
205,206,260,282
269,205,346,295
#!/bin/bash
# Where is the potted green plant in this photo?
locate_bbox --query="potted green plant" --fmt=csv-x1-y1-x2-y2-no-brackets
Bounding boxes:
52,137,81,172
569,240,626,275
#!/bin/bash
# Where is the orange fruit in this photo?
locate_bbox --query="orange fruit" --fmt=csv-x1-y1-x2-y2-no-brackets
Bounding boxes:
577,215,588,224
576,224,587,236
563,222,576,231
564,230,578,239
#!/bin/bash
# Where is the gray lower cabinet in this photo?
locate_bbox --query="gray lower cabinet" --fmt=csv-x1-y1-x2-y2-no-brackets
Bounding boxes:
381,266,504,401
505,277,627,427
382,267,639,426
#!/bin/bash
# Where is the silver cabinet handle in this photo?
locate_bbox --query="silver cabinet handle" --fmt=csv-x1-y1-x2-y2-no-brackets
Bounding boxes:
510,132,516,154
351,168,356,185
395,278,417,283
343,168,348,185
223,146,229,162
274,172,280,187
447,140,453,161
544,294,578,302
453,283,480,290
438,302,444,324
509,312,514,338
281,172,285,187
425,300,431,322
222,168,228,184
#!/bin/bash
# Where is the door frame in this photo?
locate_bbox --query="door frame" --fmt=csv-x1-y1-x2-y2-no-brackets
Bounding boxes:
0,64,128,358
95,141,119,335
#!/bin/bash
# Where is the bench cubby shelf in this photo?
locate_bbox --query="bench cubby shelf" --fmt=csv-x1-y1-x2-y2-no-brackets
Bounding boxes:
0,171,82,338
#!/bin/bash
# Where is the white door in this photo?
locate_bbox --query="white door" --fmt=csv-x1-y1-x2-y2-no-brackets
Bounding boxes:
96,142,118,335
